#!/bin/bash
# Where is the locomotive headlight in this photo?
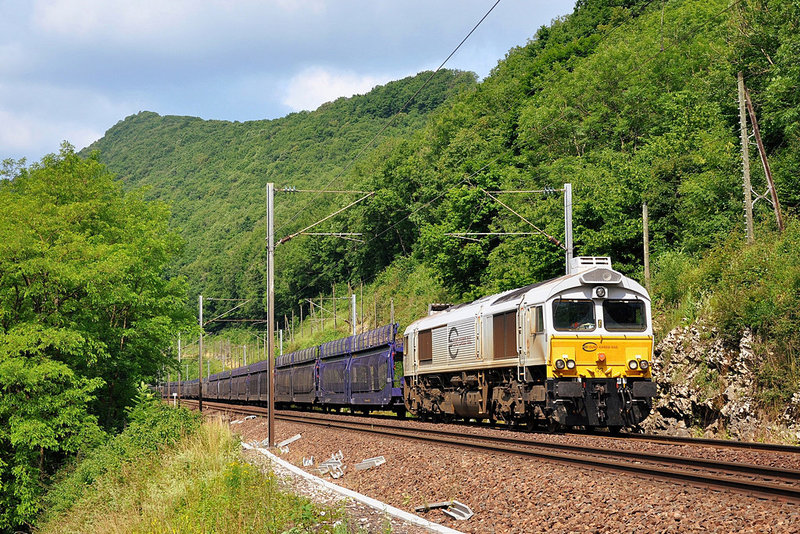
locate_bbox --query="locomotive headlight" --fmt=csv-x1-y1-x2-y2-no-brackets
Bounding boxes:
555,359,566,370
639,359,650,371
628,360,639,370
595,286,607,298
566,359,576,370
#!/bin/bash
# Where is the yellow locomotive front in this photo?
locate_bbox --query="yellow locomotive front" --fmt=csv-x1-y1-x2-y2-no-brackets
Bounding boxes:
543,274,656,429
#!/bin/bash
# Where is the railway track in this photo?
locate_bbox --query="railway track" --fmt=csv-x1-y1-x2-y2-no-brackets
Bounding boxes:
178,398,800,504
175,396,800,454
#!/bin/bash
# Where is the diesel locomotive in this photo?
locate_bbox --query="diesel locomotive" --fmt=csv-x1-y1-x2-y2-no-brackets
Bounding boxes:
159,257,656,430
403,256,656,430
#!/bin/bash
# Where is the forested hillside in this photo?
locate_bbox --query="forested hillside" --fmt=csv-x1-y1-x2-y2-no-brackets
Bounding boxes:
87,0,799,418
84,70,476,322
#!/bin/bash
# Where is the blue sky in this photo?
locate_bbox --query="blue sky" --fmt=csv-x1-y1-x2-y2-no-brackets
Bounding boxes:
1,0,576,164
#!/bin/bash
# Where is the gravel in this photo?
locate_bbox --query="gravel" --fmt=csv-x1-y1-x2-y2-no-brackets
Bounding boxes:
224,411,800,533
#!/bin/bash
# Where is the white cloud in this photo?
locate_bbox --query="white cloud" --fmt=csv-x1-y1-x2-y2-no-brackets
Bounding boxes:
282,67,394,112
0,81,134,160
31,0,327,44
3,0,578,162
0,108,102,158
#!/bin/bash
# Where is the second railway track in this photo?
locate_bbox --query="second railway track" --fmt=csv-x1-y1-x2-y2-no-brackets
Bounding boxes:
182,399,800,504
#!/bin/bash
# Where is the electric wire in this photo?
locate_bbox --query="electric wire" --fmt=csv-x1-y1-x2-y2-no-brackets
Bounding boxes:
274,0,504,237
280,0,740,321
237,0,747,338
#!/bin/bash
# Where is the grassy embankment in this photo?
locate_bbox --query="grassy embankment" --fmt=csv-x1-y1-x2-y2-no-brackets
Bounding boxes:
37,391,349,533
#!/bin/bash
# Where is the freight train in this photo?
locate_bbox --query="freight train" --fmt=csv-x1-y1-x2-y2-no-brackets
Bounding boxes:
159,257,656,430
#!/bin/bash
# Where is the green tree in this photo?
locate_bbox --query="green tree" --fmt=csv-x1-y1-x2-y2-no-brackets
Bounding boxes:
0,145,190,530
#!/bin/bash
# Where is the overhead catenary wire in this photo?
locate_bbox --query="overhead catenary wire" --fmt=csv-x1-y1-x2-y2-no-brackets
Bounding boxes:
278,192,374,245
278,0,672,283
481,189,565,249
286,155,502,301
203,298,253,327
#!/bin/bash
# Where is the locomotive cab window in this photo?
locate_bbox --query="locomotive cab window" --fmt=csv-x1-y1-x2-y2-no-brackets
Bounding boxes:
531,306,544,334
603,300,646,331
552,299,596,332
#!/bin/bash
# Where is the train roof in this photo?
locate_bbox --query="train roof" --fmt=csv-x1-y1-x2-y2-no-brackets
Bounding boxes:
352,323,397,353
404,257,649,334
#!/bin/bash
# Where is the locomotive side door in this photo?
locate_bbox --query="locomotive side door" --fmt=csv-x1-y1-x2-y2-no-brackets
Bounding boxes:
408,331,417,382
526,305,547,366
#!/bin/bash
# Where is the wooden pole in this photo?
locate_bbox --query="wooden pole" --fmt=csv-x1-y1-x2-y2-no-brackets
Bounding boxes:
744,85,784,232
333,284,337,329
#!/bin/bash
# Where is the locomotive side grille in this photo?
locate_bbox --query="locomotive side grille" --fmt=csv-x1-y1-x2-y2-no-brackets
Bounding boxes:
432,318,477,365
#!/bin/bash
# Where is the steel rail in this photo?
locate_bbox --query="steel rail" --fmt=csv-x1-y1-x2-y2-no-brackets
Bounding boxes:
608,432,800,454
276,412,800,482
275,413,800,504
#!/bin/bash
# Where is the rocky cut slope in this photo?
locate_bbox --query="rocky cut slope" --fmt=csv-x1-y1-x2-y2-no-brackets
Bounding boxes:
645,321,799,443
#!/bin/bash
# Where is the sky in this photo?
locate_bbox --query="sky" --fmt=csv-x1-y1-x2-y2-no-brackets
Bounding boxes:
1,0,576,164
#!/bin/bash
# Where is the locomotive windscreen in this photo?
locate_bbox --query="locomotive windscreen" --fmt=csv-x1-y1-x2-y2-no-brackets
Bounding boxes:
603,300,647,331
553,299,596,332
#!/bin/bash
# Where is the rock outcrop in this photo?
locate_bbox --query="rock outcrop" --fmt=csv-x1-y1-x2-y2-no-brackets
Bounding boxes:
643,322,797,442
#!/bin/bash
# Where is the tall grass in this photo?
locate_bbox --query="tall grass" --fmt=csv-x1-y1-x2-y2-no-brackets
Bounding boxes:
38,395,348,533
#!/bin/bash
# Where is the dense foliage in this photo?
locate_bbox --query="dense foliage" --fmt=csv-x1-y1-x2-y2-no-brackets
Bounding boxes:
653,220,800,410
0,147,191,530
83,70,476,324
86,0,799,311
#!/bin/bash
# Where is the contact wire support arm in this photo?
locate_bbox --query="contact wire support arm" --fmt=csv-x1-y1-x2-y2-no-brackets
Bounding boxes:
481,189,565,249
278,192,374,245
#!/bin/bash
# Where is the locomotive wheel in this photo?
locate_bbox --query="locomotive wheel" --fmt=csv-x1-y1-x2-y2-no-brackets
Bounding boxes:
546,419,564,433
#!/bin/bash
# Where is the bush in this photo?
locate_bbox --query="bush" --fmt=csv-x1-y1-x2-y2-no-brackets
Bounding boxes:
652,217,800,408
42,387,201,520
